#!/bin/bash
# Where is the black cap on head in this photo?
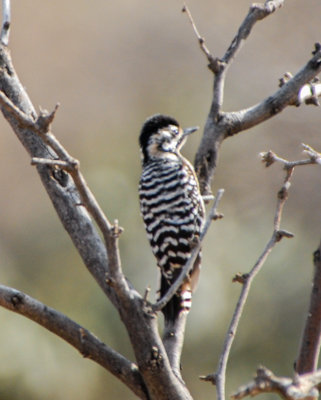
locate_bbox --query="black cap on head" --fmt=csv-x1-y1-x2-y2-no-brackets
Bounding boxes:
139,114,179,151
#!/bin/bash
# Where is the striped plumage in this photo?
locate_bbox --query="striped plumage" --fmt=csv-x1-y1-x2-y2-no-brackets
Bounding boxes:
139,114,205,323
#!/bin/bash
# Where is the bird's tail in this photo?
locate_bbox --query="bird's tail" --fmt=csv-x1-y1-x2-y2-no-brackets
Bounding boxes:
159,253,201,323
159,275,190,323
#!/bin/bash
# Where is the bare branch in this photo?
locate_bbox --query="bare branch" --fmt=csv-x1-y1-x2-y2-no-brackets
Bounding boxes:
261,144,321,374
260,144,321,169
202,152,296,400
223,1,284,66
295,239,321,374
1,0,10,46
30,111,132,299
0,71,130,304
0,46,119,310
217,0,284,121
0,284,149,400
31,157,71,169
190,0,284,194
195,44,321,195
0,92,131,302
302,144,321,164
182,4,219,73
162,312,189,381
232,366,321,400
37,131,130,300
1,2,319,398
0,44,194,400
226,45,321,136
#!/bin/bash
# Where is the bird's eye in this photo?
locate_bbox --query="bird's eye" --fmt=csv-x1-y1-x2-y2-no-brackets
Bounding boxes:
170,126,179,135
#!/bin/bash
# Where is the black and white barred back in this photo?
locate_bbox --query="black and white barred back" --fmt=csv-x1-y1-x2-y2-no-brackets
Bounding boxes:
139,114,205,323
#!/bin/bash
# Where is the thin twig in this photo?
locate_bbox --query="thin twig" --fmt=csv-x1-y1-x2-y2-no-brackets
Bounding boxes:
0,93,114,242
1,0,10,46
194,6,320,198
223,0,284,65
31,157,71,169
260,144,321,169
232,366,321,400
153,188,224,313
0,25,194,398
227,45,321,137
0,90,129,298
182,4,219,73
207,145,321,398
202,153,297,400
35,126,129,296
32,125,113,235
295,239,321,374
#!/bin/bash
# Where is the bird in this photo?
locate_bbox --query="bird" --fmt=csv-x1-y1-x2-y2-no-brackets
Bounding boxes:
138,114,205,324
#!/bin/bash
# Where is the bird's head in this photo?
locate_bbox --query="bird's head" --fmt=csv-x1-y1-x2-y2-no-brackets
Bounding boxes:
139,114,198,164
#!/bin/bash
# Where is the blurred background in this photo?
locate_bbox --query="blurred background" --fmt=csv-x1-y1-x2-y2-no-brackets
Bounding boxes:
0,0,320,399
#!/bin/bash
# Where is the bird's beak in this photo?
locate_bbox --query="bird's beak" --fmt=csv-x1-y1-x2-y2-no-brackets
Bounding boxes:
176,126,199,149
183,126,199,138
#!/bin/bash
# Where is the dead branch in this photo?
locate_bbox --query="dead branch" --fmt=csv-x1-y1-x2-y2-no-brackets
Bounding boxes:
29,114,130,300
181,4,219,73
0,6,199,397
186,0,321,197
0,44,196,400
196,43,321,195
262,144,321,375
201,148,301,400
201,145,321,400
261,144,321,169
184,0,284,146
295,239,321,374
232,366,321,400
0,284,148,399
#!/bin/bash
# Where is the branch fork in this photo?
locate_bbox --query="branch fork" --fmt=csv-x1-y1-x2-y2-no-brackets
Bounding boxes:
260,144,321,171
203,147,312,400
182,4,220,73
232,273,249,285
275,229,294,242
35,104,59,133
111,219,124,238
187,1,321,194
232,366,321,400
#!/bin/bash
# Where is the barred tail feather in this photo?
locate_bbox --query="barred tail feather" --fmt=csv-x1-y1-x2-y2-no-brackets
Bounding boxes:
180,288,192,311
159,253,201,323
160,276,193,323
160,275,181,323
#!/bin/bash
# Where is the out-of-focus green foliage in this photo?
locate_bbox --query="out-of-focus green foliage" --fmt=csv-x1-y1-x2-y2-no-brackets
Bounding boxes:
0,0,320,399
